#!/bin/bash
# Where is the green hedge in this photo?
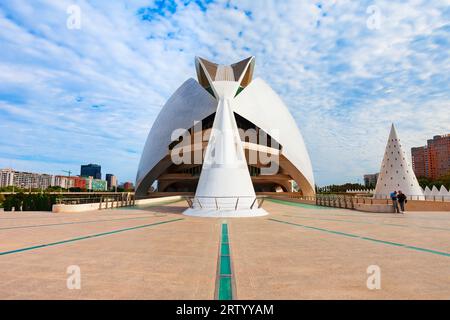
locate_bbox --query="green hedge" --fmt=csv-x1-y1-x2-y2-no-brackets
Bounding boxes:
2,193,59,211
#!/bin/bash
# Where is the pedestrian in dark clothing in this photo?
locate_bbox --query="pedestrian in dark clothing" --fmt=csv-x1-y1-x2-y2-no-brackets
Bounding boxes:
397,191,407,213
390,191,400,213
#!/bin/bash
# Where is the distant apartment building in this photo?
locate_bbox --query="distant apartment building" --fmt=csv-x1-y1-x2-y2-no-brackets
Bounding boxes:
91,179,107,191
363,173,379,188
0,169,53,189
82,176,107,191
72,176,87,189
411,146,429,178
123,182,134,191
52,175,73,189
80,164,101,179
106,174,117,190
412,134,450,179
0,168,14,187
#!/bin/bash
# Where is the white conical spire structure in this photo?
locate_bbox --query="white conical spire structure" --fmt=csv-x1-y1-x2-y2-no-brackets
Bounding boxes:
374,124,424,199
184,58,267,217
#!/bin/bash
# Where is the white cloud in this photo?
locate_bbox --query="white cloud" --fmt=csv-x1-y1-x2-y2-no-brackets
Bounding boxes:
0,0,449,185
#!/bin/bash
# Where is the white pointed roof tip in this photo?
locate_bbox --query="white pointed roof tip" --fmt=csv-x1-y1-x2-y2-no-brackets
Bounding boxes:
388,123,399,140
195,55,255,64
430,185,439,196
195,56,255,92
439,185,448,195
424,186,431,195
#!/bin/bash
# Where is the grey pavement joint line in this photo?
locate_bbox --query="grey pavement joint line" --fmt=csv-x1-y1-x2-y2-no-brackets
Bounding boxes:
0,218,184,256
0,215,166,231
269,218,450,258
282,214,450,232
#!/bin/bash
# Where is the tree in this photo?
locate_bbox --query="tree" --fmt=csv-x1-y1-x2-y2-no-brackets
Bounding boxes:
417,174,450,190
0,193,5,208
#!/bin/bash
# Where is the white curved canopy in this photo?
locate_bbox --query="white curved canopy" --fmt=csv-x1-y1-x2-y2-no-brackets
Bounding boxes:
135,78,217,194
232,78,315,194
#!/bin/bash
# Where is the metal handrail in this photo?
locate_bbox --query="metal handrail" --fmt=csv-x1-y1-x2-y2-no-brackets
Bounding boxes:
184,195,266,210
56,193,135,208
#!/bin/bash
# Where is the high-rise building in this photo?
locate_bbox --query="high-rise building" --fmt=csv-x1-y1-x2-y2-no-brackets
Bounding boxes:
80,164,101,179
412,134,450,179
411,146,428,178
363,173,379,188
106,174,117,190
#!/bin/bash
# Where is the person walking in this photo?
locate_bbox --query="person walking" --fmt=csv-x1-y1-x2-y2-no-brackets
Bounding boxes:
397,190,407,214
390,190,400,213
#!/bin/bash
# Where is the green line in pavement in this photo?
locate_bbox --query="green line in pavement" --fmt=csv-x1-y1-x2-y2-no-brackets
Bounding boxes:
217,223,233,300
220,255,232,275
267,198,334,210
269,218,450,258
218,277,232,300
221,243,230,255
0,218,183,256
0,215,165,231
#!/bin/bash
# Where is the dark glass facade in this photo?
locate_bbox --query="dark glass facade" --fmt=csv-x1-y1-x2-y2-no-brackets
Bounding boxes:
80,164,101,179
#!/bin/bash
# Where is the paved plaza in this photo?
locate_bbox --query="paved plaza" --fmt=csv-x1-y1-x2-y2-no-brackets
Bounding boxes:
0,199,449,299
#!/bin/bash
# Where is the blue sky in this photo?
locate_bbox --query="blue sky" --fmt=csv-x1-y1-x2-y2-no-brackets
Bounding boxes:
0,0,449,186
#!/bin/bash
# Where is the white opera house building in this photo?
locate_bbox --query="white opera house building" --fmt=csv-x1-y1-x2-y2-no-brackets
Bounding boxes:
135,57,315,216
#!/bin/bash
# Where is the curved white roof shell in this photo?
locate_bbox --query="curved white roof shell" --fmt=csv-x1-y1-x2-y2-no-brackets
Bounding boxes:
374,124,423,198
232,78,315,193
135,78,217,194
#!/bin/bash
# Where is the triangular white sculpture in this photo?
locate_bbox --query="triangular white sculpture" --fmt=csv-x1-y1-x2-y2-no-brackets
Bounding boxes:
184,58,267,217
424,186,431,200
431,185,439,196
374,124,424,199
438,186,449,201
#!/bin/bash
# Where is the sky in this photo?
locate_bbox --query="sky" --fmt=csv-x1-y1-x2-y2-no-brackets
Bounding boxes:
0,0,449,186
